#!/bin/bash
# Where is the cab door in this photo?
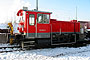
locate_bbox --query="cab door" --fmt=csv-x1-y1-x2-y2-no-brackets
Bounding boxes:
27,13,37,38
37,13,50,38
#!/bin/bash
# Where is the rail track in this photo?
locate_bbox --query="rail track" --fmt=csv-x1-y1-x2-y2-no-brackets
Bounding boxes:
51,49,90,57
0,40,89,53
0,49,24,53
51,44,90,57
0,44,25,53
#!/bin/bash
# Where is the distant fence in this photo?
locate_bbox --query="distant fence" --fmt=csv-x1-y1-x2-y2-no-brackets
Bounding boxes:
0,33,8,43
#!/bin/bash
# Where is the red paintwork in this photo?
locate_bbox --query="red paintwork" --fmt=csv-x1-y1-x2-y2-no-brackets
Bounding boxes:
75,22,80,32
18,27,24,33
19,21,24,25
18,21,24,33
51,19,80,33
17,10,51,34
70,20,77,22
17,9,23,16
17,9,80,36
37,24,50,33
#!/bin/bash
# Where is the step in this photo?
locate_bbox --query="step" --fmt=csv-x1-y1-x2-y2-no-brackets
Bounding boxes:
51,42,76,45
24,45,35,47
23,41,35,44
26,37,35,39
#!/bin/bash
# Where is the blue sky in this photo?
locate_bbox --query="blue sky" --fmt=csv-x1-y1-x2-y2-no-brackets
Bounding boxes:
0,0,90,23
28,0,90,21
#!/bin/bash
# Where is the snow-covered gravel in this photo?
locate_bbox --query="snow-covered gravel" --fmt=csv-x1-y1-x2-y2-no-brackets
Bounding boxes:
0,44,90,60
0,44,20,51
0,44,19,47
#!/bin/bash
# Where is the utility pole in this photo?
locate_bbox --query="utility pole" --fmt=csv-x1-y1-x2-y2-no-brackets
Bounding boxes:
36,0,38,10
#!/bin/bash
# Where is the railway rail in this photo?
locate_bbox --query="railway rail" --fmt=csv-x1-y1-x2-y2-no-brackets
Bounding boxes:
51,42,90,57
0,44,25,53
51,48,90,57
0,49,24,53
0,46,20,49
0,40,89,53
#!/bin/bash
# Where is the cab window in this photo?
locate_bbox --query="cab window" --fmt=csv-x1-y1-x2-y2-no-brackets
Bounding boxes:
29,14,35,25
22,11,25,22
38,14,49,24
18,11,26,23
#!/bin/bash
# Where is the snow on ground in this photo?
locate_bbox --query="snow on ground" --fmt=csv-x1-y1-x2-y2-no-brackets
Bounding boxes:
0,44,20,51
0,24,8,29
0,44,19,47
0,44,90,60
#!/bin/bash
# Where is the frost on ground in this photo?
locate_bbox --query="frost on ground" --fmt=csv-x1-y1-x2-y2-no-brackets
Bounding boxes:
0,44,90,60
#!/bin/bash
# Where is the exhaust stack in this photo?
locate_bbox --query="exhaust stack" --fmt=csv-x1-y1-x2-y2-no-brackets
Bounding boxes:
36,0,38,10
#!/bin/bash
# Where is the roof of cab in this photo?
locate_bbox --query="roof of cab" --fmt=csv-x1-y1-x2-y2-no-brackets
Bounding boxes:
17,9,52,16
23,9,52,14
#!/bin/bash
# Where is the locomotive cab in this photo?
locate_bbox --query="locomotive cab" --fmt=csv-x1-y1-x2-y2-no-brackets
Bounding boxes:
17,9,52,39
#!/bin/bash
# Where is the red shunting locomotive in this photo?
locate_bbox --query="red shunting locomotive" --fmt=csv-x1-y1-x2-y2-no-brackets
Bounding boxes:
8,8,90,48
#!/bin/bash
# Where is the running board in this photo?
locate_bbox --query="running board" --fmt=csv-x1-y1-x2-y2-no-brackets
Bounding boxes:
23,41,35,43
51,42,76,45
26,37,35,39
24,45,35,47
